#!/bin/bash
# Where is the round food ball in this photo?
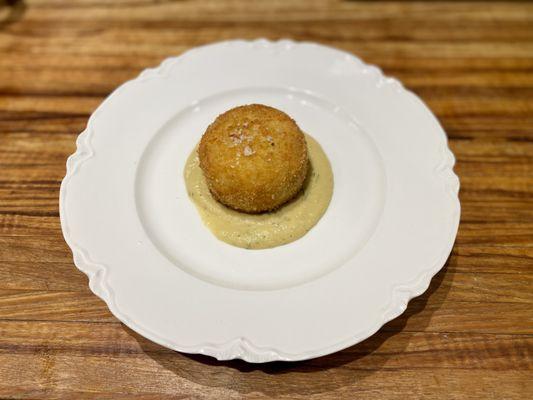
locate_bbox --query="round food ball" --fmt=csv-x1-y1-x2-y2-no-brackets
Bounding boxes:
198,104,309,213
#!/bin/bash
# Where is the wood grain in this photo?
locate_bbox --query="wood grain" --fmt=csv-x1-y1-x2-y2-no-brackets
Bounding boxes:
0,0,532,398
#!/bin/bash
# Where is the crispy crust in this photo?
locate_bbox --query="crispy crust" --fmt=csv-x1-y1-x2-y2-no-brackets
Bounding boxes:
198,104,309,213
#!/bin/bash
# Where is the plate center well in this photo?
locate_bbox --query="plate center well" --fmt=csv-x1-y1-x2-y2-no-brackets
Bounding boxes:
135,87,386,290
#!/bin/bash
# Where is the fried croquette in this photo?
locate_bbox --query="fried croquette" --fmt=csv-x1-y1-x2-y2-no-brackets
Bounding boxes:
198,104,309,213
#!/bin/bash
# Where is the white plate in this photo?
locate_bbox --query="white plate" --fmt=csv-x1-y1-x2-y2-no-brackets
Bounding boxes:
60,39,460,362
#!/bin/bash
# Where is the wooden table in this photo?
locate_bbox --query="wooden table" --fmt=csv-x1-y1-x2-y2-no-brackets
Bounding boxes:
1,1,532,398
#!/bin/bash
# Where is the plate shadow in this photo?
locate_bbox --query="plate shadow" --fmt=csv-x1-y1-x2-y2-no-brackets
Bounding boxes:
126,255,455,396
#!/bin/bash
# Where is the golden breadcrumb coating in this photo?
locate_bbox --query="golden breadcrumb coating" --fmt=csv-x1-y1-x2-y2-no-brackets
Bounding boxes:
198,104,309,213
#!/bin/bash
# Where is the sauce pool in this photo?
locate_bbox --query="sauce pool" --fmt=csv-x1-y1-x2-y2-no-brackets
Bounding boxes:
184,134,333,249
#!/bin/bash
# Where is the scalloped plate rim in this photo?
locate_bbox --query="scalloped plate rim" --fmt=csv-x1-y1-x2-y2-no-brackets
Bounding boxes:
59,38,460,363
